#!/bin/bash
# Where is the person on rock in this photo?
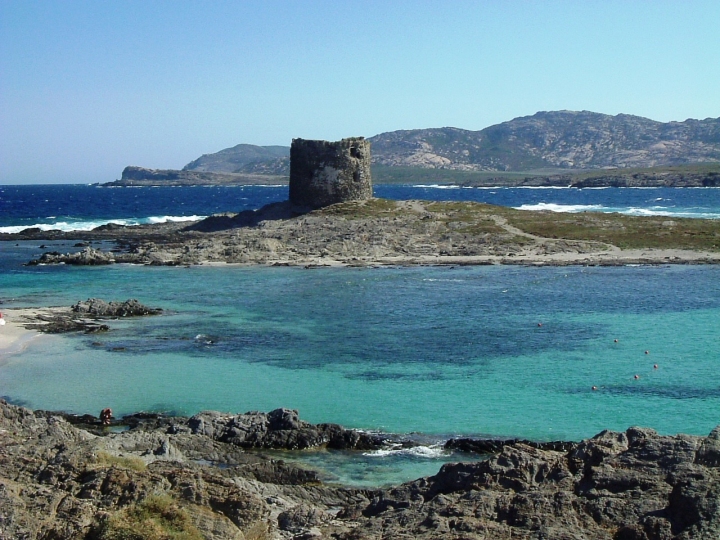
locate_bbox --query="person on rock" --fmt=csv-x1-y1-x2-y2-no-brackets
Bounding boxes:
100,407,113,425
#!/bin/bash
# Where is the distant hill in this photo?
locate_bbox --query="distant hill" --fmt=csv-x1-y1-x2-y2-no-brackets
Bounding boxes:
178,111,720,177
183,144,289,175
109,111,720,186
369,111,720,171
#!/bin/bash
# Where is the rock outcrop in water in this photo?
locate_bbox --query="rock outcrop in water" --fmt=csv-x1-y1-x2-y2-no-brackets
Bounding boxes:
289,137,373,209
2,398,720,539
71,298,162,317
26,246,121,265
12,299,161,334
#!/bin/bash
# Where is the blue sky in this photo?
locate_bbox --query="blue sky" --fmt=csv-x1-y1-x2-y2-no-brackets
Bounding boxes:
1,1,719,184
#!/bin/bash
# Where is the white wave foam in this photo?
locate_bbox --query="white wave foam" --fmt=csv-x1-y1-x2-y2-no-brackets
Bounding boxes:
146,215,205,224
412,184,461,189
625,207,675,217
0,215,206,234
515,203,604,213
515,203,720,219
624,208,720,219
513,186,573,189
363,444,447,458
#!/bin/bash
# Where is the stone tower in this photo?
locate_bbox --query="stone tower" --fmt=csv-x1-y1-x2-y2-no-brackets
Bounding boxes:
289,137,372,209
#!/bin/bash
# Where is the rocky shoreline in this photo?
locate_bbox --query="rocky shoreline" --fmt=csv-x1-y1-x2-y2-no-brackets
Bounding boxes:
2,399,720,539
6,199,720,268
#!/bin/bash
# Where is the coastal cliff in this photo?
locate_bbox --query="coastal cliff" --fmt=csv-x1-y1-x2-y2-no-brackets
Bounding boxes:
2,399,720,539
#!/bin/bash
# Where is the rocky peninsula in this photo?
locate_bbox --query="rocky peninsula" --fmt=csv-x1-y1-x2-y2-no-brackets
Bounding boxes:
9,198,720,268
2,399,720,539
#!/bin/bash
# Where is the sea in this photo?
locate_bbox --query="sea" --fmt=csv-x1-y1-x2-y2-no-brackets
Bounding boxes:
2,183,720,486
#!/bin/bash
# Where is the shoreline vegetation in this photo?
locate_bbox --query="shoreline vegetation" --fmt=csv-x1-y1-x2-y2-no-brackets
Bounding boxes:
4,198,720,268
1,395,719,538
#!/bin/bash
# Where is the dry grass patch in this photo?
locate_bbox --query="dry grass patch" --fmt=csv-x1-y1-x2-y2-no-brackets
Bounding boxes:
95,451,147,472
497,208,720,251
423,201,506,235
318,198,401,218
91,494,203,540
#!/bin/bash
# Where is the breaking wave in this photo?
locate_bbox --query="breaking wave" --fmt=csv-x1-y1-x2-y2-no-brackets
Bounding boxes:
515,203,605,213
411,184,462,189
364,444,448,458
515,202,720,218
0,215,206,234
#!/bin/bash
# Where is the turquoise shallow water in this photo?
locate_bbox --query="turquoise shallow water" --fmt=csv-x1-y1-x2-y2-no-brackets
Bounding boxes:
2,240,720,484
3,184,720,486
2,241,720,439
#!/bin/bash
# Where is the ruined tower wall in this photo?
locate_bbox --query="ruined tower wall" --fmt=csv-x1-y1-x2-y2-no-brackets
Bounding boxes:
289,137,373,208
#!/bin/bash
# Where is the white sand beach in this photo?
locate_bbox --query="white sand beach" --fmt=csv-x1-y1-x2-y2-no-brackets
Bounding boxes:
0,309,44,358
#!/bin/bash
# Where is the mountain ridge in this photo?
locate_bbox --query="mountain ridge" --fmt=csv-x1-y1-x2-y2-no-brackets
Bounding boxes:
181,110,720,175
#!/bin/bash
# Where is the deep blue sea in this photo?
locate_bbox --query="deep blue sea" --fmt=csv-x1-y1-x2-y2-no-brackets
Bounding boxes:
3,184,720,232
2,183,720,486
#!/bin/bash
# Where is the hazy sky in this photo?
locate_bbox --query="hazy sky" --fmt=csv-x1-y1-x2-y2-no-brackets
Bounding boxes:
1,1,719,184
